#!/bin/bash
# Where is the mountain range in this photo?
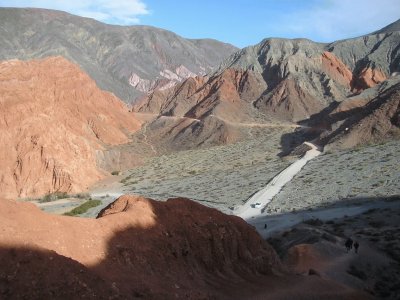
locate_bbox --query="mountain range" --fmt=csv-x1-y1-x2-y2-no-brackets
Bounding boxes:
1,8,399,198
0,8,237,103
132,18,400,153
1,7,400,299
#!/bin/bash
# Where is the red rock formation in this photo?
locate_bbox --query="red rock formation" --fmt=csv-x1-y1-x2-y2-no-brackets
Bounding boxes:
0,195,283,299
0,57,141,199
321,51,353,88
319,80,400,149
352,67,388,91
255,78,325,122
134,69,266,122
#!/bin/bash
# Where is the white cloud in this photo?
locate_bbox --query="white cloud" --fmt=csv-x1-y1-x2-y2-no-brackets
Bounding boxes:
275,0,400,42
0,0,149,24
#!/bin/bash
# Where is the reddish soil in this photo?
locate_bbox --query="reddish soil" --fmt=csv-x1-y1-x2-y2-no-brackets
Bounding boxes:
0,57,141,198
0,195,371,299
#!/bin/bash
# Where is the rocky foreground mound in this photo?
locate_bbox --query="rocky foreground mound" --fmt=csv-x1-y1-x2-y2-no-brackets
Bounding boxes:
0,195,279,299
0,57,141,198
0,195,368,299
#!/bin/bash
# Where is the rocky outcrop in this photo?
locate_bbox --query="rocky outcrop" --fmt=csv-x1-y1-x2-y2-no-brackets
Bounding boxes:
321,51,353,88
129,65,199,94
352,67,388,91
135,68,267,122
0,57,141,199
308,76,400,149
0,195,283,299
0,8,238,102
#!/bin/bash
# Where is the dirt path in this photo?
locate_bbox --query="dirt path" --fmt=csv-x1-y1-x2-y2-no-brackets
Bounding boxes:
235,142,322,220
141,121,157,155
250,199,400,238
209,114,300,128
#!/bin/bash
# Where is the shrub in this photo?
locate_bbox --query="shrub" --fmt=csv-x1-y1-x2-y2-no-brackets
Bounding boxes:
111,170,120,176
63,200,102,216
39,192,69,203
75,192,91,199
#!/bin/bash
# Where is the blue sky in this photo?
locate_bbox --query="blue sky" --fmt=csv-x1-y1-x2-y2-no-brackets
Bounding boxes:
1,0,400,47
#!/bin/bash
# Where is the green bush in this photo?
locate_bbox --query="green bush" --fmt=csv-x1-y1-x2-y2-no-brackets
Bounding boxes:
63,200,102,216
111,170,120,176
39,192,69,203
75,193,91,199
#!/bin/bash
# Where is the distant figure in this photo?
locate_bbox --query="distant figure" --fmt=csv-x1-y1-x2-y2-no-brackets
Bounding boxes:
345,238,353,252
264,224,267,229
354,241,359,254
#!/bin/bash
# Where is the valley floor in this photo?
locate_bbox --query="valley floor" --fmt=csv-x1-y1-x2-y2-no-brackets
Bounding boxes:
35,131,400,222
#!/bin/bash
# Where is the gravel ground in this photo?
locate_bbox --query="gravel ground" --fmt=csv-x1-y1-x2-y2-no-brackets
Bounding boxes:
268,140,400,214
117,127,294,214
34,132,400,219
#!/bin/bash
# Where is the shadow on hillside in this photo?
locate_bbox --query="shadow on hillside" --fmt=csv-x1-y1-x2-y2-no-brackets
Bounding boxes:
0,246,116,299
280,82,400,155
0,197,282,299
249,195,400,238
1,195,387,299
278,127,322,157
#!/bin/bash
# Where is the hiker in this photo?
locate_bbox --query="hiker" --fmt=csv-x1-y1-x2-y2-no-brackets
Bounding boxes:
264,224,267,229
345,238,353,252
354,241,359,254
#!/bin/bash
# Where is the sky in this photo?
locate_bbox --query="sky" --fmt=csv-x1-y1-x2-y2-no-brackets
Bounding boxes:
1,0,399,48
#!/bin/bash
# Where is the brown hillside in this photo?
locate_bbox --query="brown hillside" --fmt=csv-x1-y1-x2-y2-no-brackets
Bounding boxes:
0,57,141,199
0,195,370,299
0,195,281,299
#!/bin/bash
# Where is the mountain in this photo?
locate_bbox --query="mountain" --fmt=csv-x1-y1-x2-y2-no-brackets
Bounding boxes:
311,76,400,150
0,57,141,199
137,20,400,123
373,18,400,34
132,19,400,152
0,8,238,102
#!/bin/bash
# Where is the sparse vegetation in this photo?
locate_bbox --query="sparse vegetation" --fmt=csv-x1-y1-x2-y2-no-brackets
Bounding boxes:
111,170,120,176
63,200,102,216
39,192,69,203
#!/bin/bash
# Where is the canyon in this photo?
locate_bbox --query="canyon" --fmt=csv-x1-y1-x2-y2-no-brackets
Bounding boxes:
0,8,399,299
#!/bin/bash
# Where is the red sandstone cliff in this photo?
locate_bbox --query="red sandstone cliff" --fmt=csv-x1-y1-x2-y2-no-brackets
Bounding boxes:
0,57,141,198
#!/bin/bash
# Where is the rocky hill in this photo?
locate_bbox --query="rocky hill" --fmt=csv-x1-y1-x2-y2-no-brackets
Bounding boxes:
0,195,370,299
0,57,141,199
317,76,400,149
0,8,238,103
0,195,280,299
132,20,400,152
138,22,400,122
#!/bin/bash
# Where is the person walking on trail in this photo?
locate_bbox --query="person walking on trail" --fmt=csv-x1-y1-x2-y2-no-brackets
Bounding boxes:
345,238,353,252
264,224,267,229
354,241,359,254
